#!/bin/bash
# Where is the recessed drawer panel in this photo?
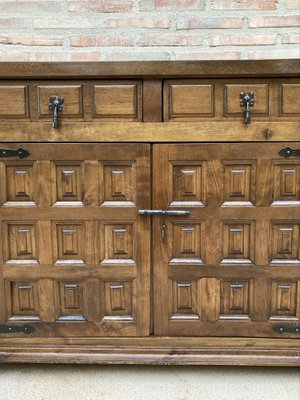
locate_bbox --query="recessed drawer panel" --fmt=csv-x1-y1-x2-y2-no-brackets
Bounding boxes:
280,83,300,116
164,80,214,121
0,85,28,118
93,81,142,121
38,85,83,118
224,83,269,116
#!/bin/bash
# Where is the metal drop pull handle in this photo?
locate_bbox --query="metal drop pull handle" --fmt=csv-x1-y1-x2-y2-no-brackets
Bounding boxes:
0,148,30,159
139,210,190,216
279,147,300,158
240,91,255,124
49,96,64,129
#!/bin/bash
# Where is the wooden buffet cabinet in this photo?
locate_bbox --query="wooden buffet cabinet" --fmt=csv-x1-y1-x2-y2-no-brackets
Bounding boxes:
0,60,299,366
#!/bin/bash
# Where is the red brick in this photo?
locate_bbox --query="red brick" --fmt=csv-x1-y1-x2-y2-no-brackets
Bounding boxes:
284,0,300,9
70,35,134,47
105,51,170,61
249,16,300,28
68,52,101,61
212,0,277,10
249,49,300,59
0,51,30,61
106,18,170,29
0,17,28,28
68,1,133,13
35,52,67,61
0,1,62,12
0,36,63,46
210,34,276,47
140,0,204,10
175,51,241,60
139,33,203,46
177,18,243,29
281,33,300,44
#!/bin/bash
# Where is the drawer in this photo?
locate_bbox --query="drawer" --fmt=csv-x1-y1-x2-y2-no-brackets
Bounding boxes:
163,79,300,122
0,80,143,124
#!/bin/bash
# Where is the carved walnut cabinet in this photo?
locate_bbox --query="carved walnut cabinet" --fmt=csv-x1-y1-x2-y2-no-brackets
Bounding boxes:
0,60,299,365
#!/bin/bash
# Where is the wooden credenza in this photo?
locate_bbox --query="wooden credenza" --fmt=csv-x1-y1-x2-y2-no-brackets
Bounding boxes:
0,60,299,365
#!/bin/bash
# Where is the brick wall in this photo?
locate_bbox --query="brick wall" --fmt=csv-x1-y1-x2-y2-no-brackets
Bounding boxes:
0,0,299,61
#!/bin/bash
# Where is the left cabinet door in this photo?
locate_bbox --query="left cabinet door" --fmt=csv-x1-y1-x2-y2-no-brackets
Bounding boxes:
0,143,151,337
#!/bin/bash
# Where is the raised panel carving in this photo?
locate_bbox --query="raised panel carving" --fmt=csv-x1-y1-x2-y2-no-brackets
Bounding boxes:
270,223,300,264
8,281,40,320
222,161,255,206
52,162,84,206
56,281,85,321
38,85,83,118
3,222,38,265
220,280,251,320
101,223,134,265
171,163,205,206
53,222,85,265
271,281,299,319
101,163,135,206
272,162,300,206
221,222,254,264
93,82,142,121
224,84,269,116
2,162,36,206
280,83,300,115
170,222,203,264
171,280,199,320
0,85,28,117
103,281,134,321
164,82,214,120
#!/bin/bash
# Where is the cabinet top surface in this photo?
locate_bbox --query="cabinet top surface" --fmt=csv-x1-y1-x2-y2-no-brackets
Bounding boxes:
0,59,299,79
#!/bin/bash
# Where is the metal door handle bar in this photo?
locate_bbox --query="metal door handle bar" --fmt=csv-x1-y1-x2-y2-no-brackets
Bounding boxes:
139,210,190,216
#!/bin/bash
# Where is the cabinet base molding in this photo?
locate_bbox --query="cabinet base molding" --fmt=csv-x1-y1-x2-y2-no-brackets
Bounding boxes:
0,338,299,366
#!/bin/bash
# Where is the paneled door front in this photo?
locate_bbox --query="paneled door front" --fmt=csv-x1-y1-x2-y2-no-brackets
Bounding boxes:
0,143,150,337
153,143,300,338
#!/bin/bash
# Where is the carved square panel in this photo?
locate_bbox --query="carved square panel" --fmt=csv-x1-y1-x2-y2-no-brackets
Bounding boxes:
0,85,28,117
171,280,199,320
280,83,300,116
222,161,255,206
53,222,85,265
0,162,36,207
271,281,299,319
101,223,135,265
170,222,203,264
38,85,83,118
221,222,255,265
3,222,38,265
55,281,85,321
101,163,136,206
102,281,134,321
272,162,300,206
7,281,40,321
270,223,300,264
224,84,269,116
171,162,205,206
93,83,142,121
220,280,252,320
51,162,84,206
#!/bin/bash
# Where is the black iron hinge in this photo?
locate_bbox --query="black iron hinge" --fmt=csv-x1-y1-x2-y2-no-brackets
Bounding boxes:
273,325,300,334
0,324,35,334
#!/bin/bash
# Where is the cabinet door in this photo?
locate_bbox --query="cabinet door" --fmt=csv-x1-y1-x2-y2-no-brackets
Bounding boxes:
153,143,300,338
0,144,150,337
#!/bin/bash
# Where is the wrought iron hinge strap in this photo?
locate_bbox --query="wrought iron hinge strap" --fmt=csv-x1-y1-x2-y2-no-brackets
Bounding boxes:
0,148,30,159
272,325,300,334
279,147,300,158
0,324,35,334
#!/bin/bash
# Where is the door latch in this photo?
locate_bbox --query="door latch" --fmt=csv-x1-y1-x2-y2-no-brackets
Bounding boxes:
0,148,30,159
279,147,300,158
240,92,255,124
0,324,35,334
272,325,300,335
49,96,64,129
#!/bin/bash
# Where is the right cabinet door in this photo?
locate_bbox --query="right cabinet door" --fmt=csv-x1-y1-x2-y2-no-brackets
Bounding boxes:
153,143,300,337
